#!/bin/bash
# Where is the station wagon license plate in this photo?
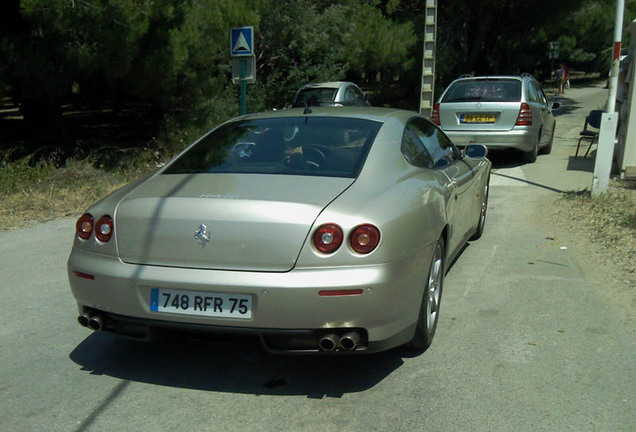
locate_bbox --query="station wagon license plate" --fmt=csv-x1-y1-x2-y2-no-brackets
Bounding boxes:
150,288,252,319
460,114,496,124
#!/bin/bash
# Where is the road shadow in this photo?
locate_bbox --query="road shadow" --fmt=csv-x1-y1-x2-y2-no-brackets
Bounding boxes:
550,93,581,118
69,332,408,398
566,154,596,173
486,149,525,169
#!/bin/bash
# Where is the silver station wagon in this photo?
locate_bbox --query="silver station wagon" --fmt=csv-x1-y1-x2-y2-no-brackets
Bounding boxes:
68,107,491,354
431,75,560,163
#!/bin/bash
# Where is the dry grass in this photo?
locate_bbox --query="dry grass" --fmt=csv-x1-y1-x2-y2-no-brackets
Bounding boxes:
0,157,152,230
557,179,636,286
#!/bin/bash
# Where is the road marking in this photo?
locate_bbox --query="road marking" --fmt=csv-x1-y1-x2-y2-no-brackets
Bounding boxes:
490,167,528,186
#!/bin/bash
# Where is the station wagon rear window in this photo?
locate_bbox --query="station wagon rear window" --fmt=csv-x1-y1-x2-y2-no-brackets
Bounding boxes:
164,117,381,178
442,79,521,103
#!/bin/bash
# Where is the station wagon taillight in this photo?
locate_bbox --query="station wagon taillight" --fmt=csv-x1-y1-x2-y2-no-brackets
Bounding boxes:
430,103,441,125
515,103,532,126
313,223,344,254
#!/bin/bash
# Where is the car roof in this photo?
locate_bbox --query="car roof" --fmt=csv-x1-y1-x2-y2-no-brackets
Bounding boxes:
298,81,357,90
450,75,539,83
236,106,415,123
453,75,526,81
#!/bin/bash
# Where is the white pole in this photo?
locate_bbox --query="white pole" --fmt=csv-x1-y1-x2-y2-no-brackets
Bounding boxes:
605,0,625,113
594,0,625,196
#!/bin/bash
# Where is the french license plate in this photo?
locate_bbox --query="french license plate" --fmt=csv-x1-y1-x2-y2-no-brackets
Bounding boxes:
150,288,252,319
460,114,496,124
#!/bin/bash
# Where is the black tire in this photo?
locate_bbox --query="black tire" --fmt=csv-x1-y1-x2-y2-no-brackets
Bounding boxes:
470,179,489,241
408,237,445,351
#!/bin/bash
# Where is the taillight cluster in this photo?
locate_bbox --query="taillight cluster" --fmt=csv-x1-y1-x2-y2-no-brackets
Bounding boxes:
515,102,532,126
430,103,441,125
75,213,114,243
313,223,381,255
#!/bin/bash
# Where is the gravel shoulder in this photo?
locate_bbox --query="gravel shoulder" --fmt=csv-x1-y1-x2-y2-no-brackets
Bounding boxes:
543,180,635,323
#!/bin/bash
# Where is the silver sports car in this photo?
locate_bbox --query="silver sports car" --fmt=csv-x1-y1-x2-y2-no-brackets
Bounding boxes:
68,107,491,354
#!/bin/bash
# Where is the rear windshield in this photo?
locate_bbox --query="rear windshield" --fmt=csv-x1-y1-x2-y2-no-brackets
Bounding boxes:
292,88,337,107
441,79,521,103
164,117,381,178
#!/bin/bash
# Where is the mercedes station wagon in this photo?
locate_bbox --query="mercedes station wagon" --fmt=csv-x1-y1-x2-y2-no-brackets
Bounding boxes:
431,75,560,163
68,107,491,354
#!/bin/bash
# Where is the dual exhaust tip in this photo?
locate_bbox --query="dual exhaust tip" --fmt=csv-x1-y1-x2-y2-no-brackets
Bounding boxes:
318,332,361,352
77,313,103,331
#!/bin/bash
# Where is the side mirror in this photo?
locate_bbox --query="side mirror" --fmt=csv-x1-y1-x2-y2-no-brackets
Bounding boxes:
550,101,561,110
463,144,488,159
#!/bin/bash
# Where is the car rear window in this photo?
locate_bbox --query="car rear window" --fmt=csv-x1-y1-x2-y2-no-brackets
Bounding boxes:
293,88,338,106
441,79,521,103
164,117,381,178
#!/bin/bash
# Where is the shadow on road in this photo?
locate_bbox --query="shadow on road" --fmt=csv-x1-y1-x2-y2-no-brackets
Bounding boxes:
566,154,596,173
486,149,525,169
551,93,581,118
70,332,409,398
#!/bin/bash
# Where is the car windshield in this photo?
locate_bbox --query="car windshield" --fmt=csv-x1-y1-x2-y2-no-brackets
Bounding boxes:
442,80,521,103
164,117,381,178
293,88,338,106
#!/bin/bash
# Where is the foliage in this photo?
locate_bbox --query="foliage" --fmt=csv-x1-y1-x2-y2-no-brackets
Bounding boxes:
0,0,635,161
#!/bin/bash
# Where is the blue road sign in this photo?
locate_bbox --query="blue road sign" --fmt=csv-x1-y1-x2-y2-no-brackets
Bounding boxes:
231,27,254,57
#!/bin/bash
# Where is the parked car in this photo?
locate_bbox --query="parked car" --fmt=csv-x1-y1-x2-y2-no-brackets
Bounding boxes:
431,74,560,163
291,81,371,107
68,107,491,354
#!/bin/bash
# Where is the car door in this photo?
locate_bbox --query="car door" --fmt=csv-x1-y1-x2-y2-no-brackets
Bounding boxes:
408,118,479,255
528,80,554,147
535,82,556,147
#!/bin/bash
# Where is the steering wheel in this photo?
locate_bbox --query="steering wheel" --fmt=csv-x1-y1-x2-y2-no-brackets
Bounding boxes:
303,146,329,167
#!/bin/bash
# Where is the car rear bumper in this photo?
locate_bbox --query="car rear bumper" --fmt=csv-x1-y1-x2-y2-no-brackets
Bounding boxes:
68,246,433,354
442,128,537,152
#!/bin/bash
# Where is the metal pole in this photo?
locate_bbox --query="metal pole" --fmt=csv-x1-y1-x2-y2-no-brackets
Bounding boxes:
594,0,625,196
240,58,247,115
605,0,625,113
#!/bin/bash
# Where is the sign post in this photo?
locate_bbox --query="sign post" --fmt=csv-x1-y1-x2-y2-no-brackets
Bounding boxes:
230,26,255,116
549,41,560,79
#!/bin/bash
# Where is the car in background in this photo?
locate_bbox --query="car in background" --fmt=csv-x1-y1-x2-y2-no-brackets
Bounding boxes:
291,81,371,108
68,107,490,355
431,74,560,163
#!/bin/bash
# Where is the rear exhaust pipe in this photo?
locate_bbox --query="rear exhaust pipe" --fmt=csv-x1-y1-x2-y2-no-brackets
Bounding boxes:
339,332,360,351
77,314,90,327
77,314,91,327
318,333,339,352
87,315,103,331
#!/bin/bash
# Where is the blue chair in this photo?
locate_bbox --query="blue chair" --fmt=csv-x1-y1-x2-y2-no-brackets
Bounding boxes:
576,110,603,158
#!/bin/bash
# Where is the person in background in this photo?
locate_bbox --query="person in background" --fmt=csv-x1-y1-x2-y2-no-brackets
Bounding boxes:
556,63,569,95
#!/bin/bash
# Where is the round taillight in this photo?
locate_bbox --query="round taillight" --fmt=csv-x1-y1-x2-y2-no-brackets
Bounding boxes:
76,214,94,240
95,215,114,243
350,224,380,254
313,223,344,254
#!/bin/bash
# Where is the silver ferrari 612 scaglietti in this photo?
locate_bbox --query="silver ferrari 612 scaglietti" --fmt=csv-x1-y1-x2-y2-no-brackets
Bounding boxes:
68,107,491,354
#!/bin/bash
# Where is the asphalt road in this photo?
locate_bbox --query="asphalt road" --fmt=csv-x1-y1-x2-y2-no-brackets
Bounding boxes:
1,85,634,432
